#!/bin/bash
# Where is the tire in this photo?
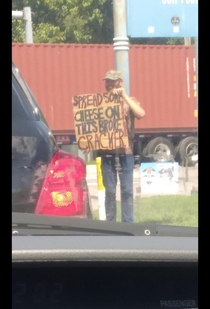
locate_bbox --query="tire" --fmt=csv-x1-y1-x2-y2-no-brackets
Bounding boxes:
145,137,175,162
174,139,185,164
177,137,198,167
142,143,149,161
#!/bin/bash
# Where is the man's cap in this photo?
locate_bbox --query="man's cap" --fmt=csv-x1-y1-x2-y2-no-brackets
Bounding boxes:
103,70,123,80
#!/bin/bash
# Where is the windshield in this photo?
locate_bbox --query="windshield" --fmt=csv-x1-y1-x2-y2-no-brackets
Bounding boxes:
12,0,198,236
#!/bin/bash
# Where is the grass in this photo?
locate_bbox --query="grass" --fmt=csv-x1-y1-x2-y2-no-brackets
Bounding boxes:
86,160,96,165
93,195,198,227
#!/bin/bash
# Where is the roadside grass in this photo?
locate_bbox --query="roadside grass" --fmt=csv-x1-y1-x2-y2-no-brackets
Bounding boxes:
86,160,96,165
92,195,198,227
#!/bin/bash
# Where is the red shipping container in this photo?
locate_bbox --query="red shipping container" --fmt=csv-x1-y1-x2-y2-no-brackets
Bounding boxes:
12,43,197,135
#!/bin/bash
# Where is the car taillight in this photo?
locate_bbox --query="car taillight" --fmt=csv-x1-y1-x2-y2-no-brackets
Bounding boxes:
35,149,87,216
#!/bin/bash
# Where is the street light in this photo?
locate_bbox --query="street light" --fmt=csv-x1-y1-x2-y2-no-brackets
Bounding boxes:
12,7,33,43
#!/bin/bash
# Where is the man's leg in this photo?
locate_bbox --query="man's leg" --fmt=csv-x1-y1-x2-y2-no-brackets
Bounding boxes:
119,154,134,223
101,155,117,221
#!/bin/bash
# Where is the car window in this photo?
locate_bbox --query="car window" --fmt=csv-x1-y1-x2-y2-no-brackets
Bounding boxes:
12,63,39,116
12,62,49,126
12,1,198,236
12,77,36,120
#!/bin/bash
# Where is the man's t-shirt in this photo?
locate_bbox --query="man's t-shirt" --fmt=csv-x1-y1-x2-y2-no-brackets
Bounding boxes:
100,97,141,155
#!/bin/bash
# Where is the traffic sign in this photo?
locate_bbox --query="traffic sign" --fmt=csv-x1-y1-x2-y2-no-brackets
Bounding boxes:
126,0,198,37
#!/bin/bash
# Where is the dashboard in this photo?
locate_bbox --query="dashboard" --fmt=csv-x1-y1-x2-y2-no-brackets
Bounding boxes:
12,236,198,309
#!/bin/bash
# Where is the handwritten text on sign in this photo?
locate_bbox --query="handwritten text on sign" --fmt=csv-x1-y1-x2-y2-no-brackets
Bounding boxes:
72,93,128,151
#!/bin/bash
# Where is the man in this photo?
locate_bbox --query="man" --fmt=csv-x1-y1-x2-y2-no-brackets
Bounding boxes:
100,70,145,223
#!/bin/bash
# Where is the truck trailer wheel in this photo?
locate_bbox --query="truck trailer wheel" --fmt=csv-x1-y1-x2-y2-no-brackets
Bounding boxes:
145,137,175,162
176,137,198,166
142,143,149,161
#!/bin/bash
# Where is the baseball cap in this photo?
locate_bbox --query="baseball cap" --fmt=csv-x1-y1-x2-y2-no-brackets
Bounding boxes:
103,70,123,80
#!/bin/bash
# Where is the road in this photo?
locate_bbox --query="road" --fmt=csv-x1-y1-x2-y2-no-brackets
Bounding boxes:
86,164,198,211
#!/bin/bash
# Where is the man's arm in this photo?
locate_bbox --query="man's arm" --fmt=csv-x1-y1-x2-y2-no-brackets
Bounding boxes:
123,93,145,119
112,88,145,119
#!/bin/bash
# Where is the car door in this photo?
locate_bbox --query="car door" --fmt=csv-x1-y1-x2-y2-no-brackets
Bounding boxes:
12,63,58,213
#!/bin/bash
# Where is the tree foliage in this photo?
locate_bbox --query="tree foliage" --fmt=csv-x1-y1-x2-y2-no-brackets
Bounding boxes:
12,0,187,45
12,0,113,43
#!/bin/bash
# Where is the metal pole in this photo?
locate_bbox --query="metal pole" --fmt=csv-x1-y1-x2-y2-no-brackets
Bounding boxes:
113,0,130,95
23,7,33,43
96,157,106,220
12,11,23,19
184,37,191,45
12,7,33,43
113,0,130,173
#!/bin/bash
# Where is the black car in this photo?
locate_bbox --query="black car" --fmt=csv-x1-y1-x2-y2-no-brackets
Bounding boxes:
12,61,92,218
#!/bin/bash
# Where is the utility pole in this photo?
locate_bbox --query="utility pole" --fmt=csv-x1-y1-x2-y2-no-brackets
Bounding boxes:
113,0,130,95
12,7,33,43
23,7,33,43
184,37,191,45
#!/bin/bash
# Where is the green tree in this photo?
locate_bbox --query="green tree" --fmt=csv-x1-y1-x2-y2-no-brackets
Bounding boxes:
12,0,188,45
12,0,113,43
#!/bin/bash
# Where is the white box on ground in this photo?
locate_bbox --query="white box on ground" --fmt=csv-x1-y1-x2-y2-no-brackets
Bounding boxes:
140,162,179,195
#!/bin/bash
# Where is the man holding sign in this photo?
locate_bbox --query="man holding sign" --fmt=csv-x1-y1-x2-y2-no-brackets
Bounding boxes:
100,70,145,222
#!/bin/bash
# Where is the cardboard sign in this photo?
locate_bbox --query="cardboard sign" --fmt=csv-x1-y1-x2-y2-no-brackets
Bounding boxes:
72,92,129,151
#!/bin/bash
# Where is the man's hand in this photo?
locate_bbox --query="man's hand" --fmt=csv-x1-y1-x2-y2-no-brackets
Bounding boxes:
111,87,145,119
114,89,145,119
111,87,126,97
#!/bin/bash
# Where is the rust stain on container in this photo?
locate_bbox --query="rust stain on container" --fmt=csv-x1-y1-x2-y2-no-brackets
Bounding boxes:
12,43,197,134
